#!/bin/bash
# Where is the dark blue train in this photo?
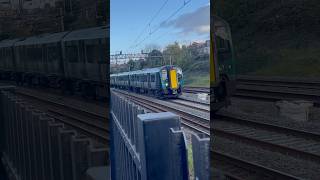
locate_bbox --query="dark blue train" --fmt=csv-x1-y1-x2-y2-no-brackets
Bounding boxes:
0,26,109,98
110,65,183,98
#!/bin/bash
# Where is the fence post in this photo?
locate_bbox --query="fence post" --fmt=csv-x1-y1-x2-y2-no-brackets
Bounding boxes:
192,133,210,180
137,112,185,180
168,128,189,180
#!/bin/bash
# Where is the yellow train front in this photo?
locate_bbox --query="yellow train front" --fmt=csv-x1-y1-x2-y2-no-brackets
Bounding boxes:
158,65,183,98
110,65,183,98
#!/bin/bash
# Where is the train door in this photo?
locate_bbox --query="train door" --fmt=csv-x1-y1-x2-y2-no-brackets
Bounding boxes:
84,39,100,81
36,44,43,75
3,48,8,70
147,73,151,89
99,39,108,83
64,41,82,79
42,44,48,75
79,40,87,79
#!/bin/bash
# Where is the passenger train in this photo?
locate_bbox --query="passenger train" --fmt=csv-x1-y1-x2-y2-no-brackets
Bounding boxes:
111,65,183,98
0,26,109,98
211,15,236,112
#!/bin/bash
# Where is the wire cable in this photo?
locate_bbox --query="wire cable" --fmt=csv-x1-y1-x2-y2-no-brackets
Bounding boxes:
129,0,169,50
129,0,192,52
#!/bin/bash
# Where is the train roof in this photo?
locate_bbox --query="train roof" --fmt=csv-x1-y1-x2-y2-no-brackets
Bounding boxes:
62,26,109,42
37,32,69,44
14,36,39,46
111,65,180,77
15,31,69,46
0,38,20,48
8,26,109,47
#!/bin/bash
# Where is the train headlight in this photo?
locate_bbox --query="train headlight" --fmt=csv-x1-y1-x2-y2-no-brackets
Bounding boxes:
165,83,168,87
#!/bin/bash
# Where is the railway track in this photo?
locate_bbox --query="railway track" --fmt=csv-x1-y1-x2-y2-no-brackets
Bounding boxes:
184,78,320,106
185,76,320,99
14,88,109,144
214,113,320,161
237,75,320,90
235,76,320,105
183,86,210,94
112,89,210,135
169,98,209,113
212,112,320,179
212,150,302,180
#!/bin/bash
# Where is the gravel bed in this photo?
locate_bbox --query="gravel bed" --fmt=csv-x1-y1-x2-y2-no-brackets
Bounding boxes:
170,99,209,111
218,97,320,134
237,84,320,95
213,136,320,179
159,99,209,121
180,92,209,105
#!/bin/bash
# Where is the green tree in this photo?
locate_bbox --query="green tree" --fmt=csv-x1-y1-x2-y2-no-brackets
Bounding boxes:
146,49,163,67
127,59,135,71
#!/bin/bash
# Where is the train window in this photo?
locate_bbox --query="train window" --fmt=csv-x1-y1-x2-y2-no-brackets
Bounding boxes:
86,44,100,63
66,45,78,63
178,73,182,81
216,36,230,53
151,75,155,82
48,46,60,62
161,69,168,81
6,48,12,60
0,49,3,59
1,48,5,59
27,47,42,62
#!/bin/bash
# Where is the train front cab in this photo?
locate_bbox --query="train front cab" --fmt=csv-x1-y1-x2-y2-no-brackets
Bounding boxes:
160,66,182,98
211,16,236,112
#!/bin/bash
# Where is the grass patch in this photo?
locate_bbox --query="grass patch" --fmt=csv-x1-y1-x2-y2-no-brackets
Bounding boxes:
182,60,210,87
187,143,194,179
184,71,209,87
237,47,320,77
252,47,320,77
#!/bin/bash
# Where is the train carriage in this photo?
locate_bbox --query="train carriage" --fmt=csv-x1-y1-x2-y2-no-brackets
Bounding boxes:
14,36,42,83
62,26,108,82
0,26,109,99
35,31,69,83
111,65,183,98
13,32,68,86
61,26,109,97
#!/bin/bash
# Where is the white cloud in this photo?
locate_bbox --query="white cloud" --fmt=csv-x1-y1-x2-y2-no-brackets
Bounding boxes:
160,4,210,35
197,25,210,34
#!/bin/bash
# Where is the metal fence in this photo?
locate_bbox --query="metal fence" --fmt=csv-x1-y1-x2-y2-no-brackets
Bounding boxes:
0,87,109,180
110,91,189,180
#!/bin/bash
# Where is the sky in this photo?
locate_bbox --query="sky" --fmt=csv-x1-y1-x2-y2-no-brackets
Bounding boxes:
110,0,210,54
